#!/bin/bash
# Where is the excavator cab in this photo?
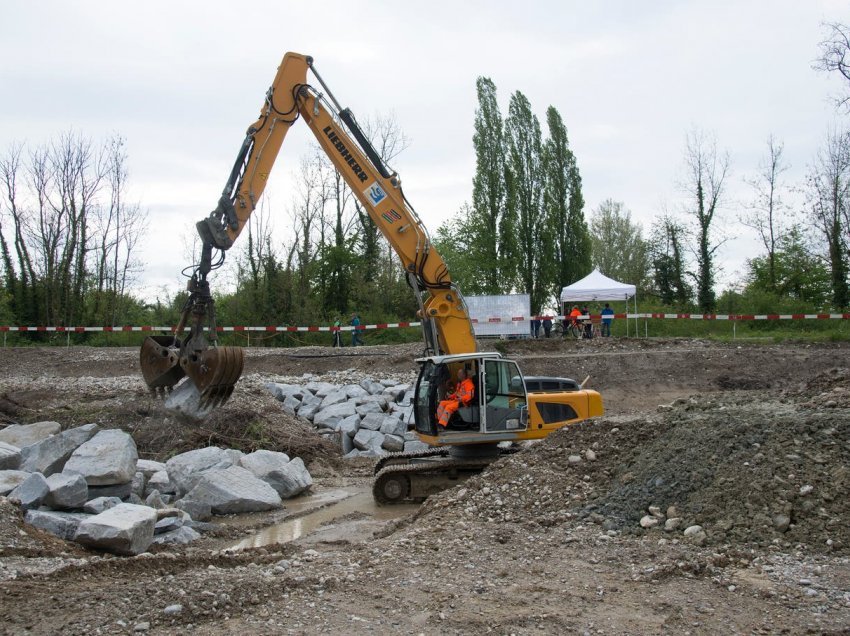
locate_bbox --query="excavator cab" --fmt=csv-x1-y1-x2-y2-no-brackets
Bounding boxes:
413,353,530,444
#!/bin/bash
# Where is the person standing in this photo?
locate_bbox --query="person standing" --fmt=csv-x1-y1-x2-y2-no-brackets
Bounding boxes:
531,317,541,339
332,316,343,347
601,303,614,337
542,316,553,338
350,313,363,346
581,305,593,339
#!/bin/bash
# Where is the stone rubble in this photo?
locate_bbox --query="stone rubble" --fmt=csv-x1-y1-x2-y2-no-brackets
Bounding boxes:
0,420,313,557
266,374,417,459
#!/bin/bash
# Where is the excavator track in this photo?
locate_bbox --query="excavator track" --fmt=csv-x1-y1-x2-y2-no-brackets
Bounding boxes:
372,446,519,505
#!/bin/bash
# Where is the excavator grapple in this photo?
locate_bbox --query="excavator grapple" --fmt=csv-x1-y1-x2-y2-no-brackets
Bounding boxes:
179,344,244,409
140,335,185,392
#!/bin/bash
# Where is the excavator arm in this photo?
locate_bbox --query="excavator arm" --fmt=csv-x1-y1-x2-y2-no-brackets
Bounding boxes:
141,53,476,413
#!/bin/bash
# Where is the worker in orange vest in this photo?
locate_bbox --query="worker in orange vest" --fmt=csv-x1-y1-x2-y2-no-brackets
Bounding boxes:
436,368,475,427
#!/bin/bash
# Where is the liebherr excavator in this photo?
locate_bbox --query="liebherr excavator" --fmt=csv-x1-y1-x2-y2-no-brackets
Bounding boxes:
140,53,603,504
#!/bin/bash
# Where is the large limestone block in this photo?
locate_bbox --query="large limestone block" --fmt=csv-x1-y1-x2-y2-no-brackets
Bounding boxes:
313,402,356,430
282,395,301,416
381,434,404,452
145,470,175,496
383,384,410,402
337,415,360,439
366,381,386,395
25,509,90,541
83,496,122,514
356,394,389,409
320,390,349,409
342,384,369,399
355,401,383,417
265,383,305,401
359,413,385,432
240,450,312,498
19,423,99,476
74,503,157,556
151,525,201,545
305,381,336,397
379,416,406,438
9,472,49,510
44,472,88,509
353,429,385,452
63,429,138,486
136,459,167,478
165,447,238,495
404,440,431,454
0,470,30,495
0,421,60,448
0,441,21,470
182,466,282,514
297,402,321,423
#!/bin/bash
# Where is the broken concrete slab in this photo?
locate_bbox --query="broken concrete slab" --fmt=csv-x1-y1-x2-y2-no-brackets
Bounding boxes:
84,496,123,514
0,470,30,496
9,472,50,510
25,509,90,541
44,472,88,510
63,429,138,486
74,503,157,556
0,421,61,448
165,446,239,495
0,441,21,470
182,466,282,515
19,423,99,476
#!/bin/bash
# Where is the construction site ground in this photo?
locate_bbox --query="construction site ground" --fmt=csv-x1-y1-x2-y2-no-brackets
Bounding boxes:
0,337,848,634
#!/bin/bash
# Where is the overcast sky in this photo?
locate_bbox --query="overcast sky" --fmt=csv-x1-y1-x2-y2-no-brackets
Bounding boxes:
1,0,847,303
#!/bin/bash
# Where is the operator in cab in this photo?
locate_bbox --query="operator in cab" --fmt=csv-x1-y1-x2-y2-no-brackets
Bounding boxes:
436,367,475,427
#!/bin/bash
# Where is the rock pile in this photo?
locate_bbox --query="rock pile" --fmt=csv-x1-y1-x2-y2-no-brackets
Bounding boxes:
0,421,312,555
267,376,429,458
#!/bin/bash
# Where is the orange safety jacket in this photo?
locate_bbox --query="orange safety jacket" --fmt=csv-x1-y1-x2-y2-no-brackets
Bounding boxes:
450,377,475,406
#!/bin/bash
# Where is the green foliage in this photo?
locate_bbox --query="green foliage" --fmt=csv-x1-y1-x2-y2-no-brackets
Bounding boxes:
590,199,650,292
542,106,591,310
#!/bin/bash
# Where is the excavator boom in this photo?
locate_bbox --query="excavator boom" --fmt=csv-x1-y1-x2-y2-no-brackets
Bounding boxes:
141,53,476,414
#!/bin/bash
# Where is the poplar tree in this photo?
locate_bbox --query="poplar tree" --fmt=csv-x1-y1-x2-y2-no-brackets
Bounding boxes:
469,77,508,293
542,106,591,307
505,91,547,313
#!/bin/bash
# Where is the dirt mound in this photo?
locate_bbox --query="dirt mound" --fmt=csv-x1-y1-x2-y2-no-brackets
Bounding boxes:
421,380,850,555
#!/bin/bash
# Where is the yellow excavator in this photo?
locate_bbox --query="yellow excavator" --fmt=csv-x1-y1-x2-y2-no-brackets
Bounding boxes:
140,53,603,504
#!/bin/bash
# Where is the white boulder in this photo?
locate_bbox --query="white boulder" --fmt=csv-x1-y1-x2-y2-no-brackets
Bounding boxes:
165,447,239,495
0,421,61,448
182,465,282,514
19,423,99,475
0,441,21,470
44,472,88,509
63,429,138,486
74,503,157,556
0,470,30,495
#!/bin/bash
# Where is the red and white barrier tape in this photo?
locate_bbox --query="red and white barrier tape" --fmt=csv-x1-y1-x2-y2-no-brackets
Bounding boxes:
1,313,848,334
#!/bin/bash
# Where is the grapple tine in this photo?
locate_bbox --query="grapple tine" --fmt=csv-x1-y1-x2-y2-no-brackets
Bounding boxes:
140,336,185,391
183,345,244,410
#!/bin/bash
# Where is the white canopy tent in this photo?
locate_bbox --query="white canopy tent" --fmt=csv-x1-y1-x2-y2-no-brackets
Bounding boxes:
560,269,638,336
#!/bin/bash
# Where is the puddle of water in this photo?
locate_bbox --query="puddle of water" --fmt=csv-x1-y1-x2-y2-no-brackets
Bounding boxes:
229,488,419,551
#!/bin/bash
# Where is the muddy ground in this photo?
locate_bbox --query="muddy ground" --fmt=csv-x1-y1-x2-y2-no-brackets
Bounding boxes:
0,337,848,634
